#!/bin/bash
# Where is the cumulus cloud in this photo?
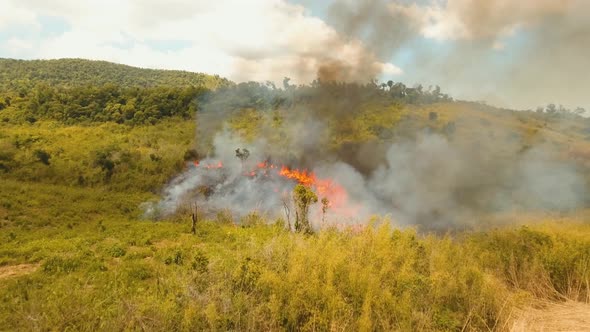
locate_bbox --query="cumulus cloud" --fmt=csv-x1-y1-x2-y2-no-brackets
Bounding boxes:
0,2,38,30
0,0,401,84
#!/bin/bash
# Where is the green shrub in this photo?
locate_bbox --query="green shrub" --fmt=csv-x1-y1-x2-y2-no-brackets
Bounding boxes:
108,245,126,258
165,250,184,265
42,256,81,274
192,250,209,273
126,263,153,281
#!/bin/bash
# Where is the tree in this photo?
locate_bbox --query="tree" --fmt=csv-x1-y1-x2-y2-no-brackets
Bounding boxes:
235,148,250,161
293,184,317,234
433,85,441,99
191,202,198,235
387,80,394,90
34,149,51,165
283,77,292,90
94,151,115,181
184,149,199,161
415,84,423,94
574,107,586,116
391,82,406,98
235,148,250,171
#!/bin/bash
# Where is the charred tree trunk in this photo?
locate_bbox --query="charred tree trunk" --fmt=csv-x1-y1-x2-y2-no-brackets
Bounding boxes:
191,203,198,235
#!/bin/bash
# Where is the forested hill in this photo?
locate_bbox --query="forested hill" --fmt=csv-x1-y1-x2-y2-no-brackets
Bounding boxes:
0,58,233,125
0,58,230,91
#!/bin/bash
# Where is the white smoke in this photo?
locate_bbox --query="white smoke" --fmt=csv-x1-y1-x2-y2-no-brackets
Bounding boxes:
144,83,588,230
147,127,587,230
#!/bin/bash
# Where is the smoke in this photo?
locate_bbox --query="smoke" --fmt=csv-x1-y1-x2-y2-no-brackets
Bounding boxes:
144,0,589,229
319,134,587,229
145,129,297,219
146,83,588,230
324,0,590,110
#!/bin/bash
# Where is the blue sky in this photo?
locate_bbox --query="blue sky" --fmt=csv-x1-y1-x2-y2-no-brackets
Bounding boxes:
0,0,587,110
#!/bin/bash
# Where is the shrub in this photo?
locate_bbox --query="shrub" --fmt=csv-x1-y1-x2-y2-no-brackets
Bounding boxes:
126,263,153,281
108,245,126,258
42,256,81,274
192,250,209,273
33,149,51,165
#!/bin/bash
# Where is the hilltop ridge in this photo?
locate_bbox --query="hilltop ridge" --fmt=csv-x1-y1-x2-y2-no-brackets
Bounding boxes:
0,58,230,90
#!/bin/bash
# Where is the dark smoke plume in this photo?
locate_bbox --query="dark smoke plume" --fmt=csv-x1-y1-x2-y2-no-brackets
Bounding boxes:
144,0,589,229
146,82,588,230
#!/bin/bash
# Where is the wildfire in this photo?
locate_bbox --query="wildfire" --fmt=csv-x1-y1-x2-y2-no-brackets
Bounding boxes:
193,159,356,217
194,160,223,169
257,163,350,211
278,166,315,186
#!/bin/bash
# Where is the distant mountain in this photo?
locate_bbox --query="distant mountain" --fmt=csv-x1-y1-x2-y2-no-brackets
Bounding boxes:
0,58,231,91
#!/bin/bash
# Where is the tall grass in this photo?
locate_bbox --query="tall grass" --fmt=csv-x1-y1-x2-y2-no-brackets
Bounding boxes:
1,199,588,331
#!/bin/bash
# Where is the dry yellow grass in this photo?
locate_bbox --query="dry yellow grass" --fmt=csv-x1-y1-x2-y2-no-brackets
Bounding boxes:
0,264,39,280
511,301,590,332
510,301,590,332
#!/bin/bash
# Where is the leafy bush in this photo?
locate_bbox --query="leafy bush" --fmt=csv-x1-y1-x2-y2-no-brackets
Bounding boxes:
125,263,153,281
108,245,126,258
42,256,81,274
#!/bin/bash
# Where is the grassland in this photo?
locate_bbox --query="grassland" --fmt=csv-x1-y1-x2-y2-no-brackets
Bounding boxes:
1,178,589,330
1,59,589,331
1,115,589,331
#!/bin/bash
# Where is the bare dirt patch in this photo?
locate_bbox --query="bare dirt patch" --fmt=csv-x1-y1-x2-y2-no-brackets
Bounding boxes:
0,264,39,280
511,300,590,332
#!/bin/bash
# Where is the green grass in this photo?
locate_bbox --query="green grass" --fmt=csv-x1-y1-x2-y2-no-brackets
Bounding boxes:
1,193,588,331
0,99,589,331
0,118,195,192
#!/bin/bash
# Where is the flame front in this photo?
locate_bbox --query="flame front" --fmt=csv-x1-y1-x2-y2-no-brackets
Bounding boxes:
259,163,353,215
194,159,358,218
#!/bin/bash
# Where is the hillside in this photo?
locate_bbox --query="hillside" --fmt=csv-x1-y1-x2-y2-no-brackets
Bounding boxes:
0,59,589,331
0,58,235,125
0,58,230,91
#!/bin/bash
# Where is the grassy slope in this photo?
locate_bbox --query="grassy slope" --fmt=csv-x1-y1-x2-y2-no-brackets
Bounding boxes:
0,110,588,330
228,100,590,154
0,59,589,330
1,180,589,330
0,118,195,193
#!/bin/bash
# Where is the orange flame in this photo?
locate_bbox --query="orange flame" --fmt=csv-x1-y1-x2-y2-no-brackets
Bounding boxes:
194,159,358,218
278,166,315,186
194,160,224,169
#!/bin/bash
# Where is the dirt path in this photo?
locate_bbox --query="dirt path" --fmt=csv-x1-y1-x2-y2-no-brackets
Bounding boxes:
511,301,590,331
0,263,39,280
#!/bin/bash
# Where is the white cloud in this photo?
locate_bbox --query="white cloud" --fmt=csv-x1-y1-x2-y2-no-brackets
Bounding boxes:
380,62,403,75
0,0,401,83
0,1,39,30
4,38,35,57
